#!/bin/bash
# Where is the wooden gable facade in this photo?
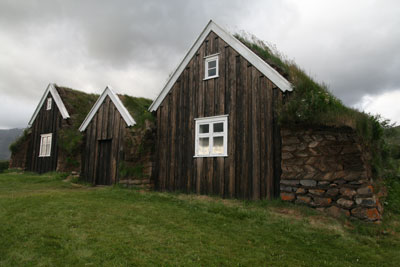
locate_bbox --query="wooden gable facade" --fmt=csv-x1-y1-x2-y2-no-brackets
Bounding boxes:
150,21,292,199
79,86,136,185
10,83,98,173
26,84,70,173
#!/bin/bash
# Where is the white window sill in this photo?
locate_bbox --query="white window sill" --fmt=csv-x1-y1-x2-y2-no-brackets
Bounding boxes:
193,154,228,158
203,75,219,81
39,155,51,157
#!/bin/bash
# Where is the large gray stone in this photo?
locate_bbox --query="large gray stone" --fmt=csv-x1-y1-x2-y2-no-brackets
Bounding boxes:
282,145,297,152
355,197,376,207
300,179,317,187
308,141,319,148
280,179,300,186
357,185,374,196
282,152,294,160
280,185,295,192
337,198,354,209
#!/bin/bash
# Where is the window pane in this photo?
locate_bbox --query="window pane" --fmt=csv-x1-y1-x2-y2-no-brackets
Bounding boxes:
41,137,46,156
213,122,223,133
199,124,209,134
212,136,224,154
208,68,216,77
198,137,209,155
208,60,216,68
47,98,52,109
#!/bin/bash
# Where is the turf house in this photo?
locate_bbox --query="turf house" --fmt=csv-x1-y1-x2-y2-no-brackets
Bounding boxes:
149,20,384,221
9,83,98,173
79,86,155,186
8,21,387,222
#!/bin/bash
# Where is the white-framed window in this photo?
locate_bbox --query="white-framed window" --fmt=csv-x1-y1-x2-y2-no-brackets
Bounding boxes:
195,115,228,157
39,133,52,157
46,98,52,110
204,54,219,80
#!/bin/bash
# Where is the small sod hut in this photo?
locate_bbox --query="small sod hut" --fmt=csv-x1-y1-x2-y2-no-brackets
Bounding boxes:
9,83,98,173
149,20,291,199
79,86,155,186
149,20,385,221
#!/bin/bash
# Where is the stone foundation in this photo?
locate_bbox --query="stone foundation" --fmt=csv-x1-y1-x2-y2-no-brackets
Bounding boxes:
280,127,382,222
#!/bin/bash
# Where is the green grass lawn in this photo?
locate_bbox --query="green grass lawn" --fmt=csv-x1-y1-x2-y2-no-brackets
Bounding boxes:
0,172,399,266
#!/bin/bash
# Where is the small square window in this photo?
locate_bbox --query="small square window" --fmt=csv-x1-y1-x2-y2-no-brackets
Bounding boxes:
195,115,228,157
46,98,52,110
204,54,219,80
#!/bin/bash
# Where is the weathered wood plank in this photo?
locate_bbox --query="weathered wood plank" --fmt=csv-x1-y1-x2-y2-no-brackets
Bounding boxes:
259,76,267,199
227,49,238,198
273,88,283,198
252,67,261,200
266,79,274,199
102,97,110,140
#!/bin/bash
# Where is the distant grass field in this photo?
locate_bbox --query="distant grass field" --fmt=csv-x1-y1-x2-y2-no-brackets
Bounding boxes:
0,171,399,266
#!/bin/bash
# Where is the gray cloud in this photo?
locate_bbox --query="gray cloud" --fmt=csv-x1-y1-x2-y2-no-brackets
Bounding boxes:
1,0,400,128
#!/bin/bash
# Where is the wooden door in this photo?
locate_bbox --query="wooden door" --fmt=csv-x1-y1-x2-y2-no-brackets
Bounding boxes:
96,139,112,185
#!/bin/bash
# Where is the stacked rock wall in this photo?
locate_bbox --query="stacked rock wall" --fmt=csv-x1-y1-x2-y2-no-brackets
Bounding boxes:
280,127,382,222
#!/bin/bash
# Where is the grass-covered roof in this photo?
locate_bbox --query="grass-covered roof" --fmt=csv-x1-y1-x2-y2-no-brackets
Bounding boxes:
55,85,99,129
235,33,395,178
118,94,154,129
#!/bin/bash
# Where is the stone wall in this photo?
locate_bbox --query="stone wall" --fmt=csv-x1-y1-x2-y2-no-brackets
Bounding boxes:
280,127,382,222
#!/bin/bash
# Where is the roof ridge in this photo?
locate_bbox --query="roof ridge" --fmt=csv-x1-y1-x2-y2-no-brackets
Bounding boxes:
28,83,70,127
78,86,136,132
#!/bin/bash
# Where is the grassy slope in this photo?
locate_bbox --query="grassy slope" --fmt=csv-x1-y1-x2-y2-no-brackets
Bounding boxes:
0,172,399,266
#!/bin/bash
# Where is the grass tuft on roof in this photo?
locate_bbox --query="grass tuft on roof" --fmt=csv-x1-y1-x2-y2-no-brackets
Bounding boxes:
55,86,99,129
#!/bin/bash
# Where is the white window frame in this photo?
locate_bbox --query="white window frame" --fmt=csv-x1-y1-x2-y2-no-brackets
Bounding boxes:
204,54,219,80
46,98,52,110
194,115,228,157
39,133,52,157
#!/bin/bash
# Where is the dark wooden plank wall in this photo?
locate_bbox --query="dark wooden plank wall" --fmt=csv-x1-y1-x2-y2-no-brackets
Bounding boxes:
154,31,283,199
26,93,62,173
81,96,127,185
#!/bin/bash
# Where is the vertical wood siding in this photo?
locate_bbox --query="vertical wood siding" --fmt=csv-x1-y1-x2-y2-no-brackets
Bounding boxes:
81,96,127,185
154,31,283,199
26,93,62,173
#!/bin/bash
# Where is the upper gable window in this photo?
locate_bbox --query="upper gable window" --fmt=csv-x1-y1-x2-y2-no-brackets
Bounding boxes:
195,115,228,157
46,98,52,110
204,54,219,80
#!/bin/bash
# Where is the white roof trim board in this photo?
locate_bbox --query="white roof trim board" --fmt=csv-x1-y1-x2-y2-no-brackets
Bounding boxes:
28,83,70,127
149,20,292,112
79,86,136,132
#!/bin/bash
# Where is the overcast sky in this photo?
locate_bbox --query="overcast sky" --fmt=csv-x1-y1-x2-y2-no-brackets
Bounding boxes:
1,0,399,129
